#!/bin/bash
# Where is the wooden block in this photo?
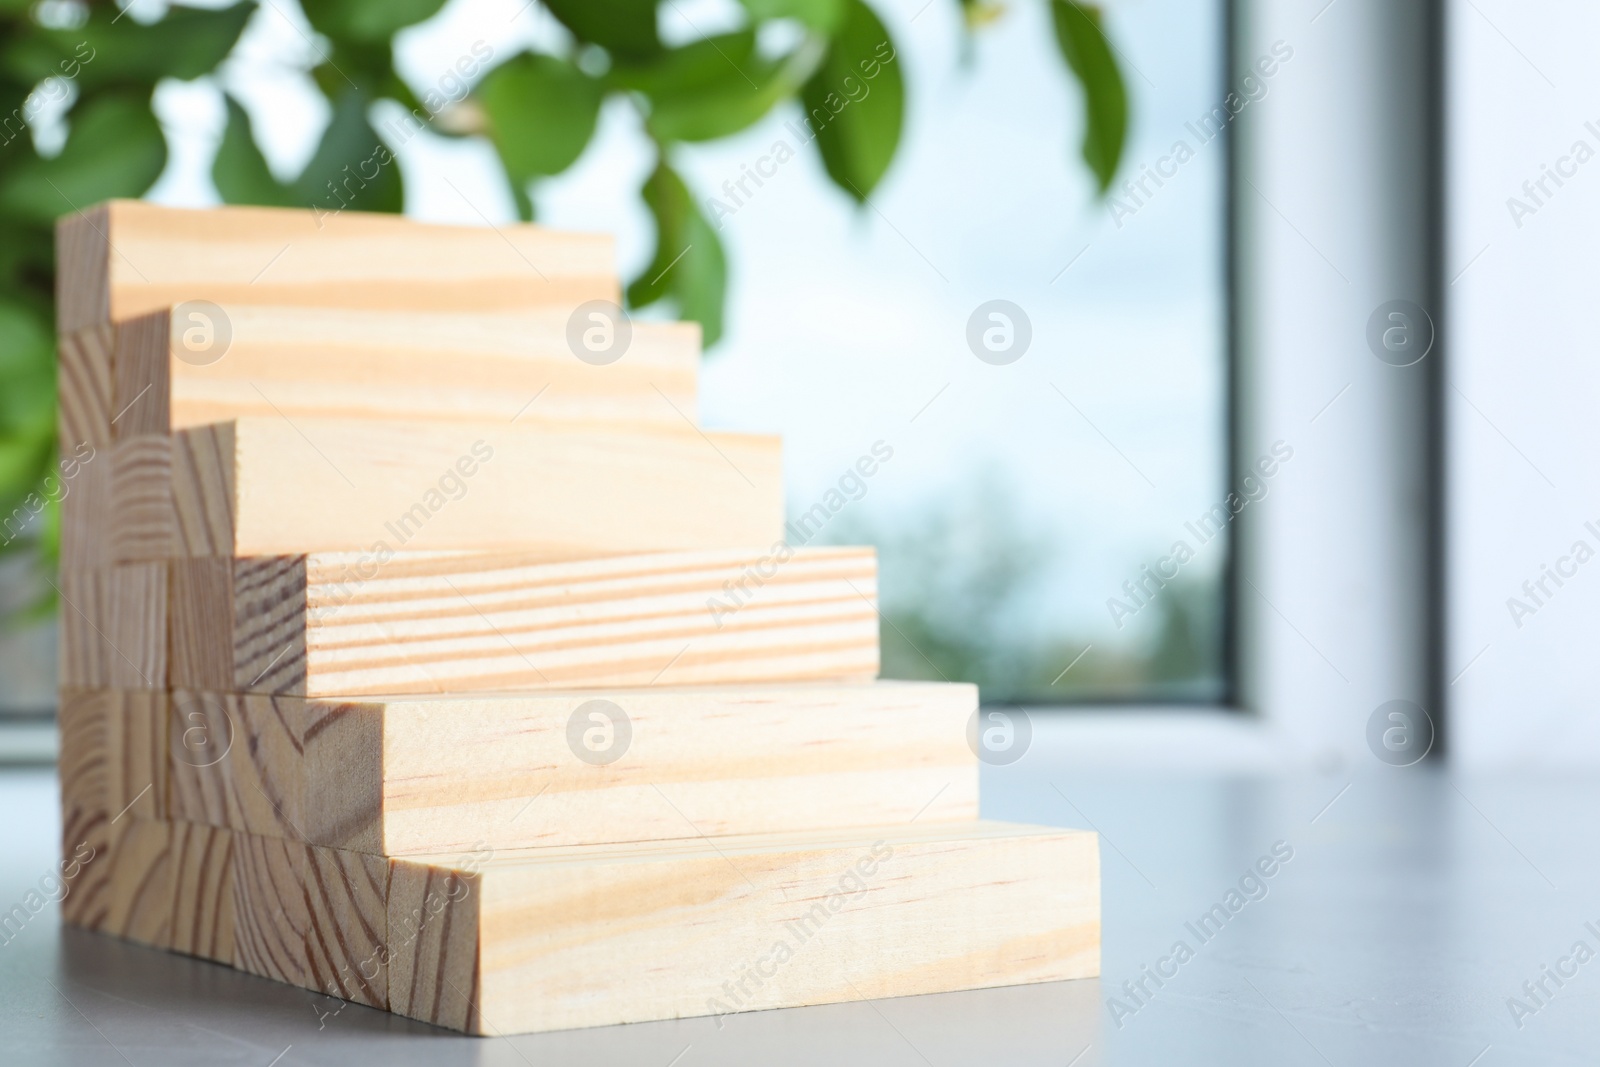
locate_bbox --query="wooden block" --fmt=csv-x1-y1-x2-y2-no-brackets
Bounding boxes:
56,803,109,931
302,844,389,1006
164,681,976,856
62,815,235,957
58,689,171,938
58,690,113,932
109,417,780,559
57,566,166,689
168,690,302,840
231,833,388,1007
108,691,167,821
169,820,235,964
111,305,698,440
60,817,179,947
58,451,112,572
57,689,111,815
110,436,174,563
55,200,617,335
103,818,174,949
231,832,310,986
57,324,114,450
387,821,1101,1035
169,547,879,696
57,689,165,821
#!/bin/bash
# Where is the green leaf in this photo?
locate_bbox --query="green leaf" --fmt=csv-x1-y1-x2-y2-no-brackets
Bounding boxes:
627,160,727,347
608,32,758,96
0,299,55,557
0,92,166,224
799,0,903,201
632,33,814,144
0,213,54,311
543,0,662,62
737,0,844,33
292,88,403,217
212,94,297,207
478,52,602,217
0,298,53,433
310,38,398,99
3,2,253,93
1049,0,1127,193
302,0,450,44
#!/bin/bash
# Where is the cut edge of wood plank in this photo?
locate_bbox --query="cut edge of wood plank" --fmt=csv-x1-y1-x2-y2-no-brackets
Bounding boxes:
57,323,115,450
59,818,1096,1037
150,417,783,559
169,546,879,696
55,204,111,336
159,680,977,855
111,305,701,438
57,200,620,334
229,831,388,1007
57,566,167,690
386,820,1100,1035
57,688,166,822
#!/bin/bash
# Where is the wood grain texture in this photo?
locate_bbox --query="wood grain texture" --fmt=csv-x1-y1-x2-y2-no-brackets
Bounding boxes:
103,818,175,948
57,566,166,689
56,807,108,931
231,832,310,986
108,691,167,821
302,844,389,1006
387,821,1101,1035
57,689,111,816
57,692,113,932
168,547,878,697
57,450,111,572
162,682,976,856
60,817,233,957
169,820,234,963
167,691,303,840
55,201,617,334
146,417,783,559
57,324,114,450
57,689,165,822
110,435,175,562
386,858,481,1027
230,833,389,1007
112,305,699,439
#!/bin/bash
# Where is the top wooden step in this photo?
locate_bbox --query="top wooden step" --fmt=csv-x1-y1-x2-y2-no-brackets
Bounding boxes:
55,201,617,334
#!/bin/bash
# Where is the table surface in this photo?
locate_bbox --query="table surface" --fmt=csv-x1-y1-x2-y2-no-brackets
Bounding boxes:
2,755,1596,1066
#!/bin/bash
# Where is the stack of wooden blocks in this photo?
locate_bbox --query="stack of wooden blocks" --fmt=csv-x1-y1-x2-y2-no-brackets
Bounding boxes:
52,200,1099,1035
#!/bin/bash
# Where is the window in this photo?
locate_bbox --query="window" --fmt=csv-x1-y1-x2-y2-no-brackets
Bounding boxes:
0,0,1236,730
650,0,1236,703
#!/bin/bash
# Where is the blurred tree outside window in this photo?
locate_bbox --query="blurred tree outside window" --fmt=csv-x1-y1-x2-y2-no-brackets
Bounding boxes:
0,0,1230,712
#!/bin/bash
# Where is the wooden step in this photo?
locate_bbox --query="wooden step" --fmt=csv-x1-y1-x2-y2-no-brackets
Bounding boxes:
57,546,879,696
390,820,1098,1034
67,818,1099,1030
161,680,975,854
95,417,781,560
55,200,616,335
168,546,879,697
88,304,698,444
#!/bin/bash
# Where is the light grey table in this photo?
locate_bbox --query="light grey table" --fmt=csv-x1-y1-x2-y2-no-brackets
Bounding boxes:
1,756,1594,1065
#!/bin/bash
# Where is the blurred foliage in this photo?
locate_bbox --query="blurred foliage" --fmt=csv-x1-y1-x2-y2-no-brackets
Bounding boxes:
0,0,1127,620
824,481,1225,703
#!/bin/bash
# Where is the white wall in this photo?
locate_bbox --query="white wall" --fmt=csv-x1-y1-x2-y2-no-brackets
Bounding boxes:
1448,1,1600,768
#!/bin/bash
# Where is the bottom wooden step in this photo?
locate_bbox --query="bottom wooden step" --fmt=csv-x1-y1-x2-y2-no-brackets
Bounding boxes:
63,819,1099,1035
